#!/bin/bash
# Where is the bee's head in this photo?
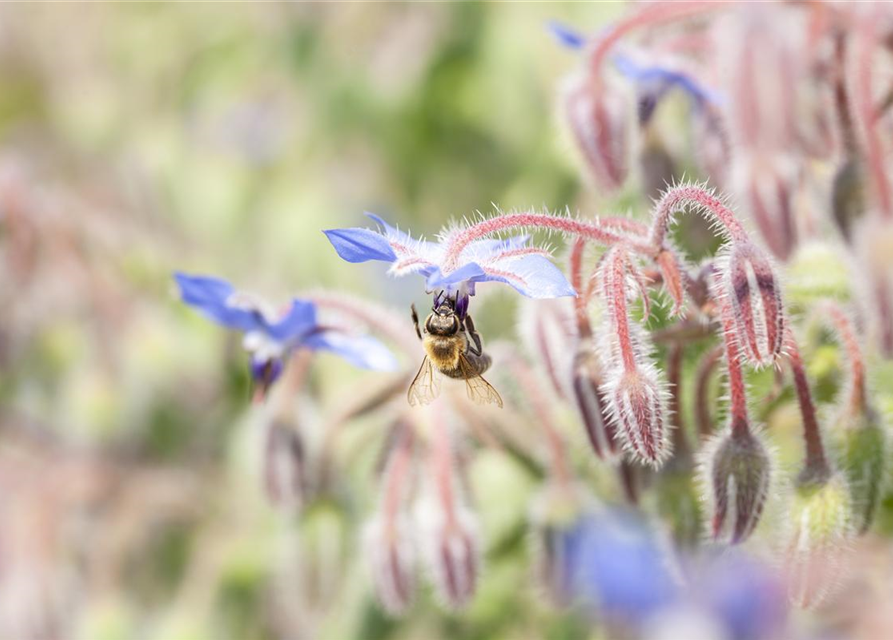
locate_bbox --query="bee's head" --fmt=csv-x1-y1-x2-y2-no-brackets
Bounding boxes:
426,305,460,335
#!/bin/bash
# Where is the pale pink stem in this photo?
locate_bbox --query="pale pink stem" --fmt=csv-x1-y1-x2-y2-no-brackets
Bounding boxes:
718,296,750,437
821,302,868,415
785,328,829,476
383,422,414,527
431,409,457,528
854,10,893,218
604,246,639,374
442,213,656,274
503,354,573,488
650,184,751,248
587,1,723,91
306,290,419,355
569,238,590,332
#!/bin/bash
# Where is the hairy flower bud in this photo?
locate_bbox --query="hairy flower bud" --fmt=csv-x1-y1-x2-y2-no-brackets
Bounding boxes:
604,366,669,467
831,158,867,243
699,422,772,544
363,514,417,616
263,420,306,508
562,72,629,192
830,408,887,535
720,241,785,366
416,496,481,609
732,156,799,261
572,339,619,460
784,474,854,608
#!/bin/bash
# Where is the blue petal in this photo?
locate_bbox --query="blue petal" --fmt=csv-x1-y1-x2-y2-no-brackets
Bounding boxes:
365,212,442,257
268,299,318,342
547,21,586,49
174,272,265,332
613,53,720,106
305,331,398,371
425,262,488,290
481,254,577,299
323,227,397,263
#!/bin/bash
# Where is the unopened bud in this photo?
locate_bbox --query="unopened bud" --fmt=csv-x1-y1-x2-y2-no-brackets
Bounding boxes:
263,420,306,508
416,498,480,609
830,158,866,243
720,241,785,366
785,474,854,608
572,339,619,460
830,407,887,535
363,514,417,616
732,156,799,261
604,366,669,467
699,423,772,544
562,72,629,192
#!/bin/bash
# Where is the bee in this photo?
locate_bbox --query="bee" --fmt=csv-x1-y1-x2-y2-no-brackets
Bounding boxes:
408,299,503,408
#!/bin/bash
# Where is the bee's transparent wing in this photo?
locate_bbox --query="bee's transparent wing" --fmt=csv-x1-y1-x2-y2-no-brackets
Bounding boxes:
458,355,503,408
407,356,442,406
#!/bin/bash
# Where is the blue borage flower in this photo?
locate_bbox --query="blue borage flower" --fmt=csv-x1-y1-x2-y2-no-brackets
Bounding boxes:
174,272,398,399
548,21,722,118
324,213,575,313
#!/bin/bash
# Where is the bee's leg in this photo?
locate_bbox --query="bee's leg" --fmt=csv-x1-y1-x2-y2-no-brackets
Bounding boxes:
465,313,483,356
410,304,422,341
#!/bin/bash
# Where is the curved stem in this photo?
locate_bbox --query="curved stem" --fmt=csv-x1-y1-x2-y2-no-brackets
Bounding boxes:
603,246,639,373
717,295,750,437
820,302,867,416
431,408,457,528
502,354,573,488
650,184,751,248
667,344,690,462
785,328,830,478
695,345,723,440
382,421,414,528
854,10,893,218
587,1,722,91
569,239,590,332
442,212,656,273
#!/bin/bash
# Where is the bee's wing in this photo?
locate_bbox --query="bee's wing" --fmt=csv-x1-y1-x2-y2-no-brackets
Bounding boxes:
407,356,442,406
457,355,503,408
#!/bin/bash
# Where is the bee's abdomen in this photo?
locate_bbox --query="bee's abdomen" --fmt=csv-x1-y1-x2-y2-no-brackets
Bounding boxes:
441,352,492,379
425,337,462,369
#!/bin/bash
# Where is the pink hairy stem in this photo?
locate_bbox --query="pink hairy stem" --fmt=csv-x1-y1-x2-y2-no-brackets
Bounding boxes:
502,353,574,488
821,302,868,416
650,185,751,248
604,246,640,374
694,345,724,440
667,343,691,461
430,409,461,530
382,422,414,528
854,11,893,218
569,239,591,334
785,329,830,477
307,290,420,356
441,212,656,274
717,296,750,438
587,1,723,92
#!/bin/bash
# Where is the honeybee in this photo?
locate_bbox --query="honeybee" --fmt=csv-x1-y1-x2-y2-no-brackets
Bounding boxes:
408,299,503,408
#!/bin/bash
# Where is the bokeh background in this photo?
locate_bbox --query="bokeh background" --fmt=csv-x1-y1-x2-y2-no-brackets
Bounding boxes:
0,3,640,640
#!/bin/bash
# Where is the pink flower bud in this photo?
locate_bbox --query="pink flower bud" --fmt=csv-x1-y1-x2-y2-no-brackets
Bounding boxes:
572,339,619,460
719,241,785,366
416,498,480,609
363,514,417,616
699,423,773,544
263,421,306,508
603,366,669,467
731,156,799,261
562,72,629,192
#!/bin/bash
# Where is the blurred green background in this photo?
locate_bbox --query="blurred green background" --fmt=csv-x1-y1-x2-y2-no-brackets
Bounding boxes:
0,3,639,640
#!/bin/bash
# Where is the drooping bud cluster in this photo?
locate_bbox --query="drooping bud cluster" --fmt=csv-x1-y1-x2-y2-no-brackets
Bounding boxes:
597,246,669,466
263,420,307,509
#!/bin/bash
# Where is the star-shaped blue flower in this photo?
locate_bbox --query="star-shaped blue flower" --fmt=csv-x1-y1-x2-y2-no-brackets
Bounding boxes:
323,213,576,305
175,272,398,399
